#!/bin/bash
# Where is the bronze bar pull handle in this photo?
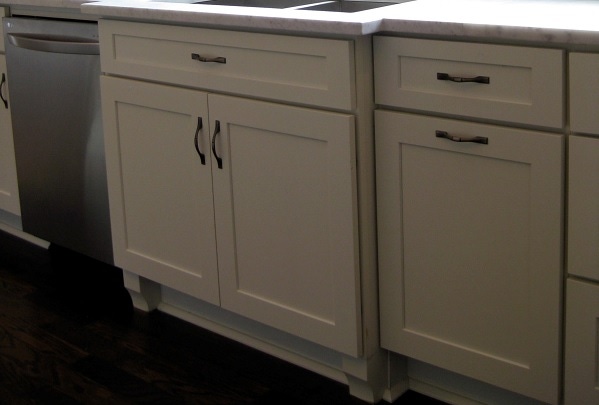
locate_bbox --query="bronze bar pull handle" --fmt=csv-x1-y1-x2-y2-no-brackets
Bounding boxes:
437,72,490,84
0,74,8,109
211,120,223,169
191,53,227,64
436,130,488,145
193,117,206,165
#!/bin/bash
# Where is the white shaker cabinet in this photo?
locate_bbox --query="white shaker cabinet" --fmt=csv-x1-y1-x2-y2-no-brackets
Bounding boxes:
375,37,564,404
102,76,360,356
99,20,362,357
564,52,599,405
0,54,19,216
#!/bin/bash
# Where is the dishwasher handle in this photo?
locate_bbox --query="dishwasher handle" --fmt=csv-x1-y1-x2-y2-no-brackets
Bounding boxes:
7,33,99,55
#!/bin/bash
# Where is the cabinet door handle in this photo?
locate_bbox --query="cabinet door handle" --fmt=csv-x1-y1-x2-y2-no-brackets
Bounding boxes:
211,120,223,169
437,72,490,84
191,53,227,64
0,74,8,109
193,117,206,165
436,130,489,145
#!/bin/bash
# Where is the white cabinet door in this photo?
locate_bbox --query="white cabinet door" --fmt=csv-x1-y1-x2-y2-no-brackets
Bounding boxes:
101,76,220,305
376,111,563,404
564,278,599,405
568,135,599,280
0,55,19,216
209,94,361,356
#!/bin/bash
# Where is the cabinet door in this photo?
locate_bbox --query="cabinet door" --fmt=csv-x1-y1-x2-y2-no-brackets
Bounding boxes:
209,94,361,356
568,135,599,280
564,278,599,405
101,76,220,305
376,111,563,404
0,55,20,216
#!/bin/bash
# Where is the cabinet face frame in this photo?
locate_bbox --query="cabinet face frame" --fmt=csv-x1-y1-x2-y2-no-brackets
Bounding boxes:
375,111,563,404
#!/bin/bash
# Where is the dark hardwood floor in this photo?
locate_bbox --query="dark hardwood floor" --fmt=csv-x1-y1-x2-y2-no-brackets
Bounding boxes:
0,229,447,404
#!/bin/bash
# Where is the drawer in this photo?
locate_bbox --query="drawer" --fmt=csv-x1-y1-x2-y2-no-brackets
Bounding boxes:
570,53,599,135
99,20,355,110
374,37,564,128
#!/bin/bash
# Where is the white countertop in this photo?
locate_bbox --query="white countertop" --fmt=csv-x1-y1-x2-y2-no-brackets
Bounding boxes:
6,0,599,46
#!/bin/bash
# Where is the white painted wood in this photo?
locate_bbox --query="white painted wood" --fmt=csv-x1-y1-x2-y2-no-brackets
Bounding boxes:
570,52,599,135
0,55,20,216
568,135,599,280
99,20,355,111
374,37,564,129
351,34,380,359
564,278,599,405
101,76,220,305
101,75,362,356
0,8,6,53
209,93,361,356
376,111,563,404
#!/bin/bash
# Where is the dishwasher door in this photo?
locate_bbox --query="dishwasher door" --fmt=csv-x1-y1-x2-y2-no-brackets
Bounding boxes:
4,17,113,265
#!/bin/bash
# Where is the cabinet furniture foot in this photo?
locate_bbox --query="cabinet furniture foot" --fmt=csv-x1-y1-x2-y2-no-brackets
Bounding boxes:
123,271,161,312
343,350,393,404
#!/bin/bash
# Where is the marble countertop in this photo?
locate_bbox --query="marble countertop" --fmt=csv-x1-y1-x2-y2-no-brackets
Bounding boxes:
5,0,599,46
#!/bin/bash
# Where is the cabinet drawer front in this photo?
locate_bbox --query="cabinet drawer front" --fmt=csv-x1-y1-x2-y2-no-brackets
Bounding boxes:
374,37,564,128
100,20,355,110
570,53,599,135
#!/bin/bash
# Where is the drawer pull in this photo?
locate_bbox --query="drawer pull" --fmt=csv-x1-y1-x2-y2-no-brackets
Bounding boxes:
211,120,223,169
193,117,206,165
437,72,490,84
191,53,227,64
436,130,489,145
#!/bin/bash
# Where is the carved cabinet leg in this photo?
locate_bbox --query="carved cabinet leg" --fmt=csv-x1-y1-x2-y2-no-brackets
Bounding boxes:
123,270,161,312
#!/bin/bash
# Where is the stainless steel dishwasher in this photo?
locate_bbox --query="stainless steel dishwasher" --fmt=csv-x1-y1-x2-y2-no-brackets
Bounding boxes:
4,17,113,265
